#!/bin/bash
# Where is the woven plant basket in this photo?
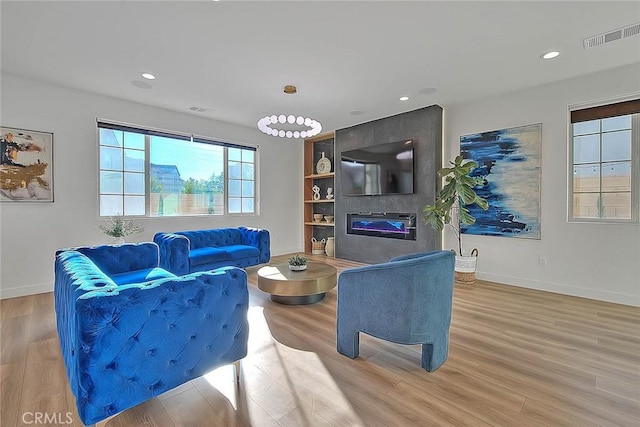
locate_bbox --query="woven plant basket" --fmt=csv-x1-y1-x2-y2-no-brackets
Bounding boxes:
454,248,478,285
311,237,326,255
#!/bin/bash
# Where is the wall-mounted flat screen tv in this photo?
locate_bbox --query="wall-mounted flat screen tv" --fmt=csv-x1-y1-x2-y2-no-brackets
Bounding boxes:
341,139,414,196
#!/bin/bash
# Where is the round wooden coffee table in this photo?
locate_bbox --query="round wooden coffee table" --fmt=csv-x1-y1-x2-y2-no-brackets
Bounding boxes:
257,262,337,305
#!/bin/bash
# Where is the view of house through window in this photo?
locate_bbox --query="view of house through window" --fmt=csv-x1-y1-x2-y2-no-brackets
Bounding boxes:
98,122,256,217
570,99,639,222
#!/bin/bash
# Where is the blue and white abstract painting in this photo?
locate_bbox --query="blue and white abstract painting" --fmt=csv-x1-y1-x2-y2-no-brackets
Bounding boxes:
460,123,541,239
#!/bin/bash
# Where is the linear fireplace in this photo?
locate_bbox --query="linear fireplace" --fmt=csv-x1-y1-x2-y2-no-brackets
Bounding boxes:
347,212,416,240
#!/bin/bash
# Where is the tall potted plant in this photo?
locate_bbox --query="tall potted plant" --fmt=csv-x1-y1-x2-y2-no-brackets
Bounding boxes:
422,155,488,284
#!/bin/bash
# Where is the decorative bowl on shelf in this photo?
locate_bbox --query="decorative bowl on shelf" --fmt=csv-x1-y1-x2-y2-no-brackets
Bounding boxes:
313,214,324,222
324,215,334,223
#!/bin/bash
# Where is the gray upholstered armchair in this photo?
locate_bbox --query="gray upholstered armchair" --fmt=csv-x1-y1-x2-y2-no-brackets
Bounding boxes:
336,250,455,371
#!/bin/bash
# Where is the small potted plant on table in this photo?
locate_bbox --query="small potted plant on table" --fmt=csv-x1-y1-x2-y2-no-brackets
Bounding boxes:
99,216,144,244
288,254,308,271
422,155,488,284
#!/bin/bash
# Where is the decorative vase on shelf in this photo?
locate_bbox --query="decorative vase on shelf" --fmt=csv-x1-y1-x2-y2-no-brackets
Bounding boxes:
316,152,331,174
325,237,335,257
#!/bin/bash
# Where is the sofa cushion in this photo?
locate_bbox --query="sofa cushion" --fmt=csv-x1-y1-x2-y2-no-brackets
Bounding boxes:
110,267,177,286
225,245,260,261
190,247,229,267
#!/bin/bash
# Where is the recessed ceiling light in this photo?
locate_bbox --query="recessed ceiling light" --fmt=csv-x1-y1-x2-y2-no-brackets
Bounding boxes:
541,51,560,60
399,96,410,101
141,73,156,80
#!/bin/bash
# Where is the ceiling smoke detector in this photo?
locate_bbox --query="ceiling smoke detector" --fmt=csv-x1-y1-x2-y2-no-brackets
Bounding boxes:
583,22,640,49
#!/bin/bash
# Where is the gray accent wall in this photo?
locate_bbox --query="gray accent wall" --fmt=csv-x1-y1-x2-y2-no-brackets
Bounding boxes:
335,105,443,263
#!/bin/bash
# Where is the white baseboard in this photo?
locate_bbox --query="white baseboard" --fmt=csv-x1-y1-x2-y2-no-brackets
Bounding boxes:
476,271,640,307
272,248,303,256
0,282,53,300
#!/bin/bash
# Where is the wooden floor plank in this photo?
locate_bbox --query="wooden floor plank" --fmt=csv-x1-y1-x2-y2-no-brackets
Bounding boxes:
1,254,638,426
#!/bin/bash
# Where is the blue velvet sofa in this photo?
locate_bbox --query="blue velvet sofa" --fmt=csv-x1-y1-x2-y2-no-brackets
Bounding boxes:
54,242,249,425
337,250,455,371
153,227,270,276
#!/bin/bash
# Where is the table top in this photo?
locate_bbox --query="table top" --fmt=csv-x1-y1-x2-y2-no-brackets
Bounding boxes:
257,262,337,297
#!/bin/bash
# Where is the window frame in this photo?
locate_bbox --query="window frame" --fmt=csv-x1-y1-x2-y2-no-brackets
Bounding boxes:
97,120,258,218
568,96,640,224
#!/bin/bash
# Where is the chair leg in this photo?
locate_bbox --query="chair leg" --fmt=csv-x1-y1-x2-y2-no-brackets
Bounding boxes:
233,360,241,385
337,326,360,359
421,333,449,372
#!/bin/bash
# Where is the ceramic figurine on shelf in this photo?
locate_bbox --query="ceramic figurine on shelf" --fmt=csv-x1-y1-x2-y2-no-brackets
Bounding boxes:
326,187,334,200
312,184,321,200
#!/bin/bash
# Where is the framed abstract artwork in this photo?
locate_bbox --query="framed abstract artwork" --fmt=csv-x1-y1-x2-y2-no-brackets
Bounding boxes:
460,123,541,239
0,126,54,202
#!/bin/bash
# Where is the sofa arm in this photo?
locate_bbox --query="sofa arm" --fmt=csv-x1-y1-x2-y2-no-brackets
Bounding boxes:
54,250,119,398
71,266,249,425
154,232,190,276
239,227,270,263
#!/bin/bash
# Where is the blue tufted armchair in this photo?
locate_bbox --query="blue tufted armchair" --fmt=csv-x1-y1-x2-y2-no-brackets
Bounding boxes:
54,243,249,425
336,250,455,371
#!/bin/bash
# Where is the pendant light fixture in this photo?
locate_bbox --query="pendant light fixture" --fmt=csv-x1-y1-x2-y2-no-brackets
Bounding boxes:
257,85,322,139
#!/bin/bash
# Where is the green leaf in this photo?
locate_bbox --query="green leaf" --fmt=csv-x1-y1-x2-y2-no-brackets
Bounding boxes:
459,185,477,205
475,196,489,211
459,207,476,225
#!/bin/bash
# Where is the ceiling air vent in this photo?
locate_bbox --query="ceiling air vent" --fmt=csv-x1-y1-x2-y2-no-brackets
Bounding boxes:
189,106,209,113
583,22,640,49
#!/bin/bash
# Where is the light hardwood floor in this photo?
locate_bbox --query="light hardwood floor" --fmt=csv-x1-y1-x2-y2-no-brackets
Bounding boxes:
1,254,639,426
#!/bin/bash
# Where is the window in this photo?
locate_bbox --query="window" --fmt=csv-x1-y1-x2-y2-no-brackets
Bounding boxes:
98,121,256,217
569,98,639,222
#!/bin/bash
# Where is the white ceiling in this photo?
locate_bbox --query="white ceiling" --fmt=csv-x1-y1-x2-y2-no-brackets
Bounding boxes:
2,1,640,135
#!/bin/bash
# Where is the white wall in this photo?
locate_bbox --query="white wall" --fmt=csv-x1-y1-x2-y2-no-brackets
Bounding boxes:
445,63,640,306
0,73,303,298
